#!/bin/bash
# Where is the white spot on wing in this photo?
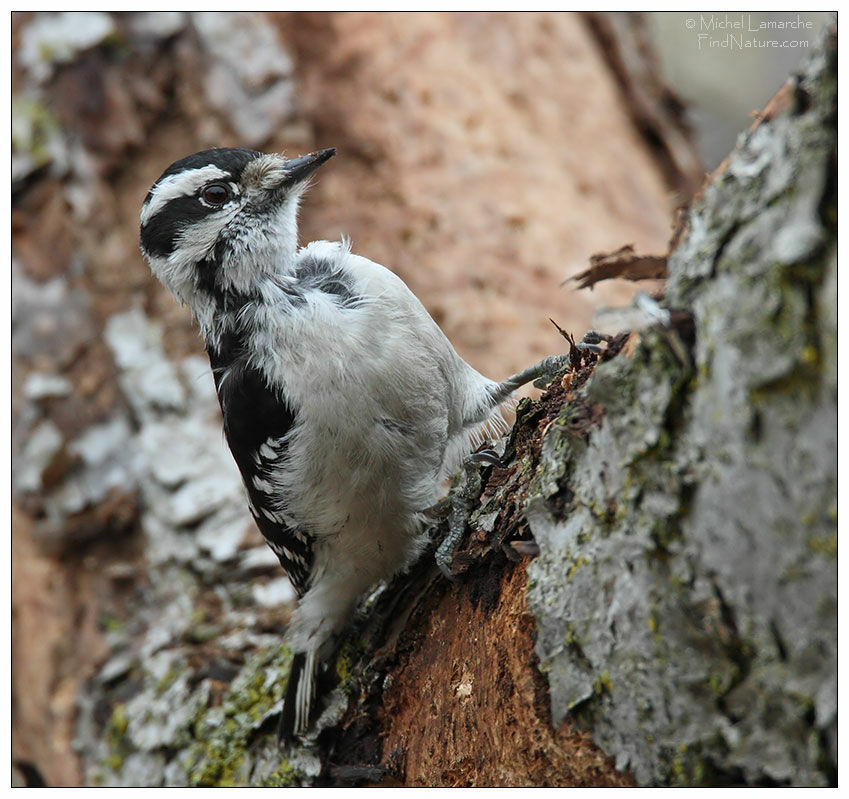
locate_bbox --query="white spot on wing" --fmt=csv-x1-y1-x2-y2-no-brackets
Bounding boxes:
252,475,273,492
260,442,279,460
261,506,286,524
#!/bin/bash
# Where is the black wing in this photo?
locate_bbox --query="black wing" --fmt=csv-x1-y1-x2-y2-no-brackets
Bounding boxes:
208,333,313,597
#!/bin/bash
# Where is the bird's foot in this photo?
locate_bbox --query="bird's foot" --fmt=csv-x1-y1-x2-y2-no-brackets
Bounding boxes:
575,329,612,355
467,446,503,467
435,458,486,580
531,353,571,389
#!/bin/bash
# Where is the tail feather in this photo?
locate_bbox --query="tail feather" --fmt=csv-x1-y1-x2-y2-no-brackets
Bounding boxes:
278,650,317,741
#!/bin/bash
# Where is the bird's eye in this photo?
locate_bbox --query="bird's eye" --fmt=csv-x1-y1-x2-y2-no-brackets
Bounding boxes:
201,183,230,205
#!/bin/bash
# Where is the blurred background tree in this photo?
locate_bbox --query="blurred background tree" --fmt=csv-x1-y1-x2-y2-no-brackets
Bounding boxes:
11,11,833,786
647,11,831,167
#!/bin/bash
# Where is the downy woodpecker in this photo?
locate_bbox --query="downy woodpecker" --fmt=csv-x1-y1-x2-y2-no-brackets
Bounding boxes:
139,147,568,738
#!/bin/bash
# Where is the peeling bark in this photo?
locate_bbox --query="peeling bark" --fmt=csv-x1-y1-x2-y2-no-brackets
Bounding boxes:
13,11,833,789
570,244,668,289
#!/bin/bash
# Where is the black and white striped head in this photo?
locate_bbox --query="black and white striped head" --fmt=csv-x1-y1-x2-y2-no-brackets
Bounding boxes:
139,147,335,313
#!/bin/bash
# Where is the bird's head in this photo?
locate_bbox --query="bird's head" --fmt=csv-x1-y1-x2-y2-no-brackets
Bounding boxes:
139,147,336,310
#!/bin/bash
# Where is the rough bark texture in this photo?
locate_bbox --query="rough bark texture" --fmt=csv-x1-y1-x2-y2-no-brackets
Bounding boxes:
525,30,837,786
13,13,685,787
14,11,834,790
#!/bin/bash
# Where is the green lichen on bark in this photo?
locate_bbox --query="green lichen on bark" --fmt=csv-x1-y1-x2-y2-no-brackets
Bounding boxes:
182,645,291,786
526,31,836,787
88,643,322,787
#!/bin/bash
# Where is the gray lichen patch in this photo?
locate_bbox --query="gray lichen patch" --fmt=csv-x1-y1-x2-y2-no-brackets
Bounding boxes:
526,32,835,787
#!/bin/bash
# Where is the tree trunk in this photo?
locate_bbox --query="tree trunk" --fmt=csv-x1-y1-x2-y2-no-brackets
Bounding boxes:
12,12,833,788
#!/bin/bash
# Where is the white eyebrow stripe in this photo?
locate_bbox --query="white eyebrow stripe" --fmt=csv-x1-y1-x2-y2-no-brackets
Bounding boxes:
140,165,231,226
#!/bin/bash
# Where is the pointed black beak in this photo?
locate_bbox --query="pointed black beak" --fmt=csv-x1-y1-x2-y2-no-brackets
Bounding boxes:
283,148,336,186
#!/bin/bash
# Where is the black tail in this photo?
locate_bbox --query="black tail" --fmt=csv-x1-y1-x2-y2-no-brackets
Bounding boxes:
278,650,317,742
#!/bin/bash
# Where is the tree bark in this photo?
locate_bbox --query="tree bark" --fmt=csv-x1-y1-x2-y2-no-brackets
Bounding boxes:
13,12,833,788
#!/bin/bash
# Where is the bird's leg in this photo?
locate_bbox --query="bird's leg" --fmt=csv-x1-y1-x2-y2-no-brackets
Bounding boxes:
436,353,571,576
423,494,453,523
437,341,611,578
488,332,610,407
486,353,571,409
435,458,485,580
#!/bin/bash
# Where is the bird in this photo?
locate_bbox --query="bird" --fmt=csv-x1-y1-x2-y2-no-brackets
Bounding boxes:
139,146,569,739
